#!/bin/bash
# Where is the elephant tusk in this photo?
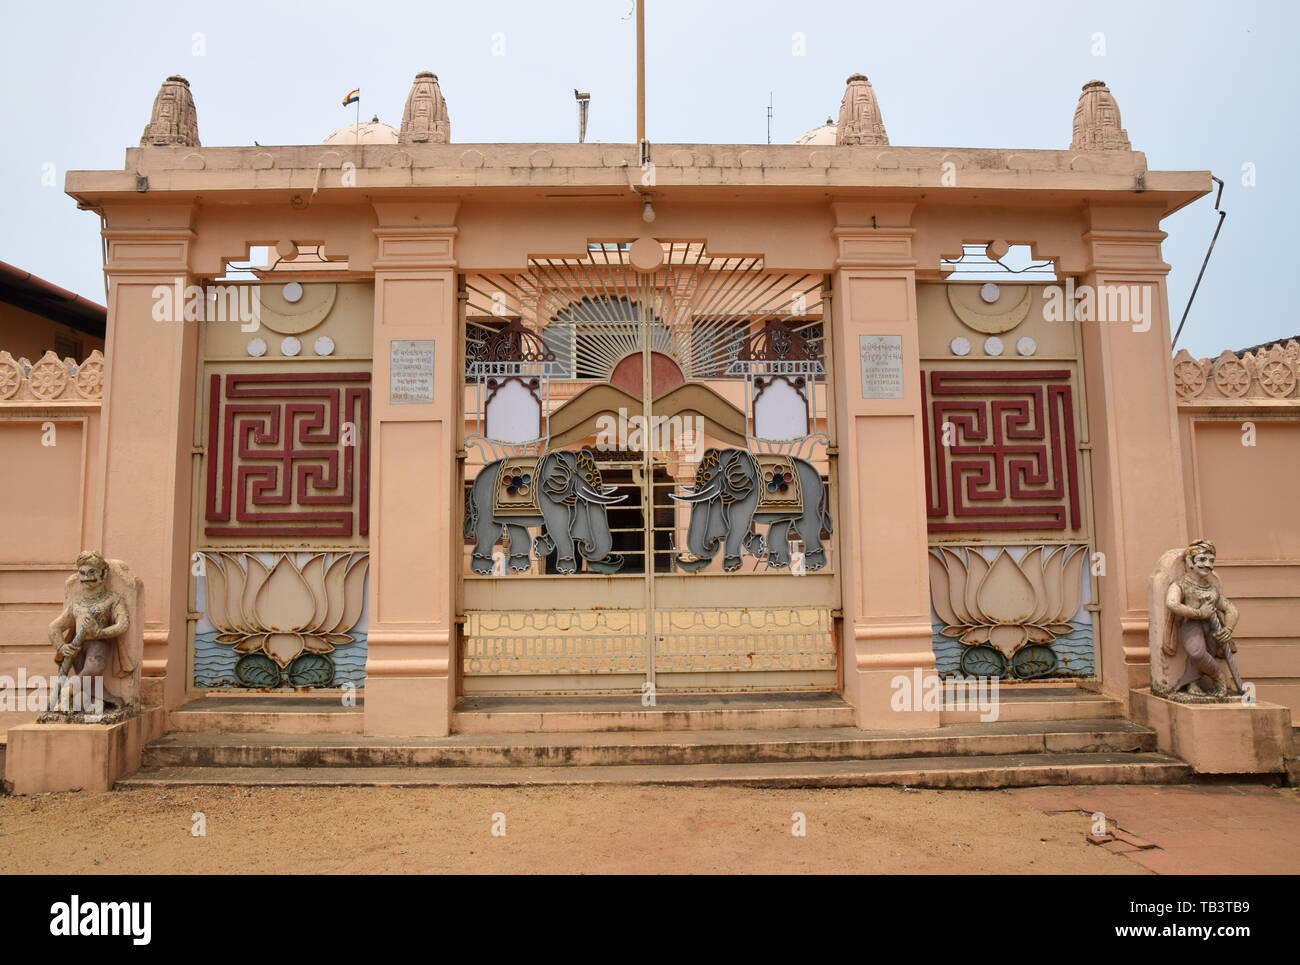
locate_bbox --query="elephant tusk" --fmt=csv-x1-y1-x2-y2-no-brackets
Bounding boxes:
578,482,627,505
671,480,722,504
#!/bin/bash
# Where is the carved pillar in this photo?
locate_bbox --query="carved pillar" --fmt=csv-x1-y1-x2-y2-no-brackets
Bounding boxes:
363,202,460,737
830,202,939,729
98,204,200,711
1077,203,1188,701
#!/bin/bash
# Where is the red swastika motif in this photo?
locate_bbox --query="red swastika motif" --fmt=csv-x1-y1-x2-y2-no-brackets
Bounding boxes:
922,369,1082,534
205,372,370,538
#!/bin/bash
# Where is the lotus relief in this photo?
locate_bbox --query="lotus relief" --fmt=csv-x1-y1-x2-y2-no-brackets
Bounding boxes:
200,552,368,667
928,545,1087,656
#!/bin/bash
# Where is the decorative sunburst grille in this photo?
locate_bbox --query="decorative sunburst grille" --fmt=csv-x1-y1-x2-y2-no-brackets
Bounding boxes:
463,242,825,382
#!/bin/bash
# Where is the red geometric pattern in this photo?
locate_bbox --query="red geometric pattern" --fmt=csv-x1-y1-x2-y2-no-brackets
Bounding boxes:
205,372,371,538
921,369,1081,534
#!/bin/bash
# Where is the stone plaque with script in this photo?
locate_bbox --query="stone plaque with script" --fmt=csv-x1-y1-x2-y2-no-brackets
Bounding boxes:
859,335,903,399
390,340,435,405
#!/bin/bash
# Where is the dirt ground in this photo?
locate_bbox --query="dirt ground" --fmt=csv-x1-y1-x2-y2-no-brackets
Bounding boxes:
0,783,1171,874
5,783,1296,875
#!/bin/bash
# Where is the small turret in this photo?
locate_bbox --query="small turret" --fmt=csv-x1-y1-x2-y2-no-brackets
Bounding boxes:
398,71,451,144
836,74,889,147
140,75,200,147
1070,80,1131,151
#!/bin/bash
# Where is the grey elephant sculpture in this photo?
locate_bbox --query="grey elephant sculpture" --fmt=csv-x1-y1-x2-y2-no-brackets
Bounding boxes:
465,447,626,575
672,447,832,572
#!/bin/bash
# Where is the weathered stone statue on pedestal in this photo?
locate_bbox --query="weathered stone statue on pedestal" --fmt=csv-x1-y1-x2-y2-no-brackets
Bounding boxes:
41,550,142,723
1149,539,1241,701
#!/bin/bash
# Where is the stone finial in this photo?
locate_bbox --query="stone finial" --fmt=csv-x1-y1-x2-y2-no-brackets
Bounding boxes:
140,75,200,147
835,73,889,147
399,71,450,144
1070,80,1131,151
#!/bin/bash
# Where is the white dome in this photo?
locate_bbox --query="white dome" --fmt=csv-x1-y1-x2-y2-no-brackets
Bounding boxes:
795,119,837,145
323,118,399,145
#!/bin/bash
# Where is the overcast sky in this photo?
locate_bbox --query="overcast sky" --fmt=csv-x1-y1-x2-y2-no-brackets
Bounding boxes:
1,0,1294,358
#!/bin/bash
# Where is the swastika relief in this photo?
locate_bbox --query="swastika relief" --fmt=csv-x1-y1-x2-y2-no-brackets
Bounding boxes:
922,368,1082,535
204,371,371,540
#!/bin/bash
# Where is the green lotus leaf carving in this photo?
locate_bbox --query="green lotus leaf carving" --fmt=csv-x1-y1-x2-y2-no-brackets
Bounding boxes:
959,644,1008,678
235,652,282,688
286,652,335,688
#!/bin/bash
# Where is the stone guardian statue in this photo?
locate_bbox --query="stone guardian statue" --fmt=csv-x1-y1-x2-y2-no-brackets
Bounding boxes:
1149,538,1241,700
43,550,143,721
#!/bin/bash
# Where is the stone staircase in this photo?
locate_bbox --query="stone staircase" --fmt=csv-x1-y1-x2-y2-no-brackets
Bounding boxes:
116,688,1194,790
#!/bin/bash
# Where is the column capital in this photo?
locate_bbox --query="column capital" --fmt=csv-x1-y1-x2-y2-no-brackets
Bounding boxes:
372,202,460,269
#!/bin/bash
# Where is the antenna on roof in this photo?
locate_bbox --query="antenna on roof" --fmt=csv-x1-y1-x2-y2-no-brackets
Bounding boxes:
767,92,773,145
574,89,591,143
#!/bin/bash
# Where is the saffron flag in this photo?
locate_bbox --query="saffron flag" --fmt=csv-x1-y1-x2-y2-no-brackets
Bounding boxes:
343,89,360,107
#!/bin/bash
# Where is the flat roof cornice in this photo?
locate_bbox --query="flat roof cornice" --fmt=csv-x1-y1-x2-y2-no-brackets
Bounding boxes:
66,143,1211,216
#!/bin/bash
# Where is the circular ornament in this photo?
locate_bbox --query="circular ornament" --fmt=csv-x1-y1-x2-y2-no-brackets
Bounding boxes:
74,356,105,398
280,336,302,357
0,356,23,400
314,335,336,357
1258,359,1296,398
27,356,68,400
1015,336,1037,357
282,282,304,303
1173,359,1207,399
247,338,268,358
950,337,971,356
1212,357,1250,398
983,336,1004,356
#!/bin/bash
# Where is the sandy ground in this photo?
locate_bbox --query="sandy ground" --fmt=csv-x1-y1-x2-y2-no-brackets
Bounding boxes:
0,784,1159,874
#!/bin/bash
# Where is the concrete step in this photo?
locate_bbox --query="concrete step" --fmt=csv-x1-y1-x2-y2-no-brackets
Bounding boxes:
117,751,1193,790
140,718,1158,770
452,691,855,733
168,696,363,735
939,687,1123,724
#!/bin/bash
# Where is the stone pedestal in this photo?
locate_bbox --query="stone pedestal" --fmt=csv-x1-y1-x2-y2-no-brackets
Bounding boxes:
1131,688,1293,774
5,707,165,794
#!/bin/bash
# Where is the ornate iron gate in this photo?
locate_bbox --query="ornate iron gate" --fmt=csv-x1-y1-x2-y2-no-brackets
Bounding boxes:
459,242,838,694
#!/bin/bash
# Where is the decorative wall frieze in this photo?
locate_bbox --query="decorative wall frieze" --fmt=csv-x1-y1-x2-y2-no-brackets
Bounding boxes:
928,543,1095,680
196,551,369,688
204,371,371,540
1173,341,1300,403
0,350,105,403
921,368,1083,535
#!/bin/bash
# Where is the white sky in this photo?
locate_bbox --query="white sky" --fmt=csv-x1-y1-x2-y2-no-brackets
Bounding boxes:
0,0,1294,358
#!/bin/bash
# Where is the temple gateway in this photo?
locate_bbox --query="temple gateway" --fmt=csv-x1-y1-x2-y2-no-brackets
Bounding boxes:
1,71,1296,792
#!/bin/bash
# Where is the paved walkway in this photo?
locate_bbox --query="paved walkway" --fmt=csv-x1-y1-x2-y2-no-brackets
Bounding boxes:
1012,784,1300,874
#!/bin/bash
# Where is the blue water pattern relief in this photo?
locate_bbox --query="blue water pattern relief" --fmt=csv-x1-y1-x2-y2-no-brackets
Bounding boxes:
932,620,1094,679
194,630,368,689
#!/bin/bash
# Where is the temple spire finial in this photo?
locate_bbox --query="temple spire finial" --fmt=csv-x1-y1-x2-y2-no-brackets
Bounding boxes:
836,73,889,147
399,71,451,144
1070,79,1131,151
140,75,200,147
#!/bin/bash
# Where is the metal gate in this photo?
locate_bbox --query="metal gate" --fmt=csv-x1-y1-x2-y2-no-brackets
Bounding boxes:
459,242,838,694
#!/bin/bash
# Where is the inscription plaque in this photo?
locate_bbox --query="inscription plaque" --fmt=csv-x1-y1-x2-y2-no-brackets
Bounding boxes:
390,339,435,405
859,334,903,399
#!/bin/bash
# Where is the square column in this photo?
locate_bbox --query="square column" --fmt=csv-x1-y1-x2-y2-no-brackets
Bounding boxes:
98,205,200,711
363,203,460,737
830,202,939,729
1078,204,1188,701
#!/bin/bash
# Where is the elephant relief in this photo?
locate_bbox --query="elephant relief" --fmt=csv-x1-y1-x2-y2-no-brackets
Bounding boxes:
465,447,626,575
672,447,832,572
